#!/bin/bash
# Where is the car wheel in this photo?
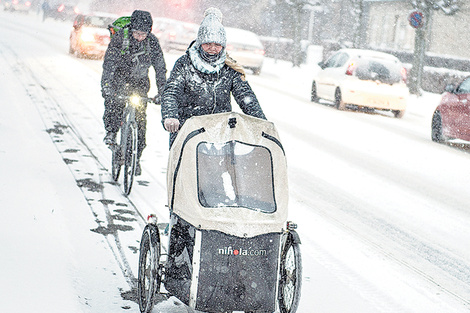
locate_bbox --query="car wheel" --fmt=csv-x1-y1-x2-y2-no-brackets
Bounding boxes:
393,110,405,118
311,81,319,102
334,88,346,110
431,110,446,143
253,67,261,75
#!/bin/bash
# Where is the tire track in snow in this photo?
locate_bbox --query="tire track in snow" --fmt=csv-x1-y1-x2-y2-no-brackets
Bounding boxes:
278,120,470,307
0,41,149,305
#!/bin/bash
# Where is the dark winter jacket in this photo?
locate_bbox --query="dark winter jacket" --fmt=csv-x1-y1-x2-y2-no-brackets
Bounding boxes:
161,44,266,129
101,29,167,95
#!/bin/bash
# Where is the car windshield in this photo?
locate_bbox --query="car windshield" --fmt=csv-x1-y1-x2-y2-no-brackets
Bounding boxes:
225,28,263,49
456,77,470,93
84,16,115,28
355,56,403,84
196,141,276,213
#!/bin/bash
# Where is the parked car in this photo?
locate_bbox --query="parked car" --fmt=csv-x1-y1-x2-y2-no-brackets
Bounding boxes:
151,20,265,75
3,0,31,13
311,48,409,118
225,27,265,75
44,1,79,21
69,13,117,59
153,17,198,53
432,77,470,143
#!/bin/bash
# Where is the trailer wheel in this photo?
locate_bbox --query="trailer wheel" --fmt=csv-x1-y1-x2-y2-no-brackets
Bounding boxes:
278,232,302,313
431,110,446,143
138,224,161,313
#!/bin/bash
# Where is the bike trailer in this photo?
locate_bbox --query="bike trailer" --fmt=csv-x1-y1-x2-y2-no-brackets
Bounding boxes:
165,112,290,312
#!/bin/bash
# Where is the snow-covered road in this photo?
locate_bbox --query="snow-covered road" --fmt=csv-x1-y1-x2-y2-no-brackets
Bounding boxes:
1,10,470,313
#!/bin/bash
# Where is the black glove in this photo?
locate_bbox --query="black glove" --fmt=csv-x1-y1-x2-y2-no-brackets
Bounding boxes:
101,86,113,99
153,94,161,105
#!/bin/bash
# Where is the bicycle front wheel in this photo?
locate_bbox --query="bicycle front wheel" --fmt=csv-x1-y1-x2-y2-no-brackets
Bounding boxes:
123,122,138,195
111,145,121,181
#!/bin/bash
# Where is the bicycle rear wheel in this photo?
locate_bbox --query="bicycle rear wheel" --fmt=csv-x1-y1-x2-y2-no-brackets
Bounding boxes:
123,122,138,195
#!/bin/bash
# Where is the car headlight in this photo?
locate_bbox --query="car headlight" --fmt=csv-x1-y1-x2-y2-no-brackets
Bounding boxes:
80,30,95,43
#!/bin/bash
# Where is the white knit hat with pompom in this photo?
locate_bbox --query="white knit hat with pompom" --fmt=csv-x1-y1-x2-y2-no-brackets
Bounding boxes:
204,7,223,23
196,7,226,47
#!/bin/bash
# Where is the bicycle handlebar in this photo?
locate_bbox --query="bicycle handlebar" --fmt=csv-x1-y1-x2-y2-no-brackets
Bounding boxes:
116,95,160,105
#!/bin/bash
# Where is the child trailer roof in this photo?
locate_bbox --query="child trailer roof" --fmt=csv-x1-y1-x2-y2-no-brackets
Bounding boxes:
167,112,289,238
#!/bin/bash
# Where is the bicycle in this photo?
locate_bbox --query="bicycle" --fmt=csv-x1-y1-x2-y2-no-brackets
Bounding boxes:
110,94,157,195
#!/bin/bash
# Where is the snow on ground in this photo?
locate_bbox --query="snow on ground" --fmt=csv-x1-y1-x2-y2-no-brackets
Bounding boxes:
0,53,129,312
2,9,470,313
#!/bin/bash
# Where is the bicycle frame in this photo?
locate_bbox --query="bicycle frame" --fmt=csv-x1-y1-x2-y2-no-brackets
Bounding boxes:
111,95,150,195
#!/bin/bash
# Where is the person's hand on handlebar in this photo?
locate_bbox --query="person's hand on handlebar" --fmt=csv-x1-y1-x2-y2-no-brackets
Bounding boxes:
164,118,180,133
152,94,161,105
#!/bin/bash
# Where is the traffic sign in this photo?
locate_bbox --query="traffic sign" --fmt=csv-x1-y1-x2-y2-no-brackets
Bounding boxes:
409,10,425,29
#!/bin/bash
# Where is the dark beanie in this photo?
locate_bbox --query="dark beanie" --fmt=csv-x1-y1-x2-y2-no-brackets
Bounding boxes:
130,10,153,33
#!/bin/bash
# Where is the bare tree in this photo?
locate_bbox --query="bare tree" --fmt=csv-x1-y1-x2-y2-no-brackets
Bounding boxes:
408,0,460,94
410,0,459,15
282,0,322,66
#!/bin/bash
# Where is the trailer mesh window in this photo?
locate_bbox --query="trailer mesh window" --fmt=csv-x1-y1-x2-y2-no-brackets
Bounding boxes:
197,141,276,213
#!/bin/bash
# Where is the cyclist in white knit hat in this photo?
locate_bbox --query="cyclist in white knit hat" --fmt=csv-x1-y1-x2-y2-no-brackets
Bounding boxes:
161,8,266,148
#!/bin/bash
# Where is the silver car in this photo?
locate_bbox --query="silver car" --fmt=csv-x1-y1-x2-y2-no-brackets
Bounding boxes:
225,27,265,75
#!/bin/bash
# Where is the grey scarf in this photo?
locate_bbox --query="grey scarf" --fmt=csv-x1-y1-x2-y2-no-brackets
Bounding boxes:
188,44,226,74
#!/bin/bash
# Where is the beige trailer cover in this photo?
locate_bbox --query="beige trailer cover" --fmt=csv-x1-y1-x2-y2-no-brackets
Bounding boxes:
167,112,289,238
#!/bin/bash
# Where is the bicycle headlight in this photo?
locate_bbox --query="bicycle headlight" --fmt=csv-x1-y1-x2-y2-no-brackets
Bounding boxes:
129,95,141,107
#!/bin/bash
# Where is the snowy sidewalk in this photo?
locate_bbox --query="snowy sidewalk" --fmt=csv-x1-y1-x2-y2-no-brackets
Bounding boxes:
0,33,133,313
